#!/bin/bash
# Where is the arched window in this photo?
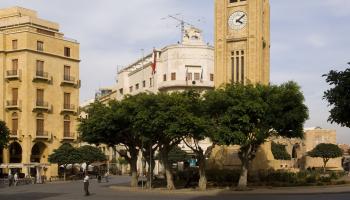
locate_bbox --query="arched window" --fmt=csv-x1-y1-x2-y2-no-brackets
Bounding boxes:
64,115,70,137
36,113,44,136
11,112,18,136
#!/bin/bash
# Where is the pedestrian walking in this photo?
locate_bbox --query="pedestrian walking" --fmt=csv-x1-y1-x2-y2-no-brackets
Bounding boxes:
83,175,90,196
8,172,13,187
14,173,18,186
104,171,109,183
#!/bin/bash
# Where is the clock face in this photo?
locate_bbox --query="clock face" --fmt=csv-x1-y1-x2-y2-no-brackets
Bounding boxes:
228,11,248,31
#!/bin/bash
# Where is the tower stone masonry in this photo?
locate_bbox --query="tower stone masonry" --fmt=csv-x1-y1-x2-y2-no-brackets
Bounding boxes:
215,0,270,87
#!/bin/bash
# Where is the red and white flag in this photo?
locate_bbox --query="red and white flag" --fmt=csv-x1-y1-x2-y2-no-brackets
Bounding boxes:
151,49,157,75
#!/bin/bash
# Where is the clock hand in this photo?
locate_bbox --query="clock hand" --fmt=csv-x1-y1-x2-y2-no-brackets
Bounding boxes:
236,14,246,23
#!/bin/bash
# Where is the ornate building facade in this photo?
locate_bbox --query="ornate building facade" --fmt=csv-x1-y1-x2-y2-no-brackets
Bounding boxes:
0,7,80,179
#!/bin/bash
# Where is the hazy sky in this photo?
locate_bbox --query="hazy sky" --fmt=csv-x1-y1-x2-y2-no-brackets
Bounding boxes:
0,0,349,143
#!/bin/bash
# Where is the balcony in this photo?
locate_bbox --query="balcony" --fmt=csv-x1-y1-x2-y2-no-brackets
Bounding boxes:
5,70,21,81
61,104,76,114
63,132,75,140
9,130,20,139
5,100,21,111
35,131,50,140
33,71,51,83
61,75,78,87
33,101,51,112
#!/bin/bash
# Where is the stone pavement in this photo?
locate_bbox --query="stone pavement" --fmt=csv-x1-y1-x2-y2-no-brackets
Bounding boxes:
0,176,349,200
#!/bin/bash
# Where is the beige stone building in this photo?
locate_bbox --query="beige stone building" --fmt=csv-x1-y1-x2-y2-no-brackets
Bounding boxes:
208,128,343,172
215,0,270,87
0,7,80,179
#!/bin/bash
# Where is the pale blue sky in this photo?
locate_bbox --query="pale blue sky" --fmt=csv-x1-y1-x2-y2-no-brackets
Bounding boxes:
0,0,349,143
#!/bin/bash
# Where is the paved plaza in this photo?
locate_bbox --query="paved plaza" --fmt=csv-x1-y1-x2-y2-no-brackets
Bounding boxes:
0,176,350,200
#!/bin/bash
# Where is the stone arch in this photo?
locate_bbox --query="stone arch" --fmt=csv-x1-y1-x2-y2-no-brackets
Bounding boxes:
9,142,22,163
292,143,300,159
30,142,48,163
0,147,3,164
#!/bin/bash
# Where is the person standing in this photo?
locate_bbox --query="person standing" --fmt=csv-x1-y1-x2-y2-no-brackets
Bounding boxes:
8,172,13,187
104,171,109,183
83,175,90,196
14,173,18,186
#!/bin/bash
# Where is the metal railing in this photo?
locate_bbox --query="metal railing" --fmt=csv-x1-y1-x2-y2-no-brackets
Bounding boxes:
35,71,49,78
35,101,49,108
6,100,19,107
36,131,49,137
63,104,75,110
6,70,19,76
63,75,75,82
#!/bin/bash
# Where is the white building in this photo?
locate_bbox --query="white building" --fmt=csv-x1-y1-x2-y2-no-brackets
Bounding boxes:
113,27,214,99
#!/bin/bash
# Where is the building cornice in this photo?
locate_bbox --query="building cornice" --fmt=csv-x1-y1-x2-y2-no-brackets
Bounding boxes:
0,49,80,62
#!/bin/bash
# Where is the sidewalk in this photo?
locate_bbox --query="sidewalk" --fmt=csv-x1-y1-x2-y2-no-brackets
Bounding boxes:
110,184,350,196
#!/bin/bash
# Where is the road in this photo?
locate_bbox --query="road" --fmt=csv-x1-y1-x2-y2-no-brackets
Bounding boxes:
0,176,350,200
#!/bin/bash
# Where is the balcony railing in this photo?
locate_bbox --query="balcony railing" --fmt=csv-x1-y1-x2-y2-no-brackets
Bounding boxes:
33,71,50,82
36,131,49,139
61,75,78,87
63,132,75,140
5,69,21,80
10,130,19,138
5,100,21,110
33,101,51,112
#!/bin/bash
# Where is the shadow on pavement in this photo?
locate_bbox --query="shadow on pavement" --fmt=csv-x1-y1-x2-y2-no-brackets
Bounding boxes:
0,192,63,200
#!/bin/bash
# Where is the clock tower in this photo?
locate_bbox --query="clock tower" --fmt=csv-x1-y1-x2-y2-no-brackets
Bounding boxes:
215,0,270,87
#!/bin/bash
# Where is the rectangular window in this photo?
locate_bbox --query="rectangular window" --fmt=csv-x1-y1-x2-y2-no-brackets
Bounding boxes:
231,50,245,84
12,40,18,50
142,80,146,88
210,74,214,81
129,86,133,93
12,88,18,104
12,118,18,135
171,73,176,81
37,118,44,135
163,74,167,81
36,89,44,106
64,93,71,109
64,65,71,80
194,73,200,80
37,41,44,51
64,47,71,57
36,60,44,76
119,88,124,95
64,121,70,137
12,59,18,71
135,83,139,90
187,73,192,81
150,78,152,87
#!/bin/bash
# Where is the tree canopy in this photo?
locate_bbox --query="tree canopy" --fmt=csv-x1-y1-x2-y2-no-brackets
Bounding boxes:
323,68,350,127
203,81,308,188
308,143,343,172
0,120,10,148
271,142,291,160
77,145,107,165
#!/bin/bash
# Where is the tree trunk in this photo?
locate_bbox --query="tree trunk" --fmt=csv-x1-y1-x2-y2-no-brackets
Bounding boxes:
160,151,175,190
130,157,138,187
237,159,249,190
63,167,66,182
323,158,329,174
145,155,155,189
198,157,207,191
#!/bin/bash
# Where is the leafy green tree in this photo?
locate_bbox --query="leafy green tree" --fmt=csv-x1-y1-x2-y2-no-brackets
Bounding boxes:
179,90,215,190
271,142,291,160
167,146,191,164
308,143,343,173
79,100,142,187
77,145,107,165
0,120,10,149
48,143,82,181
323,67,350,127
204,82,308,189
132,92,189,190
